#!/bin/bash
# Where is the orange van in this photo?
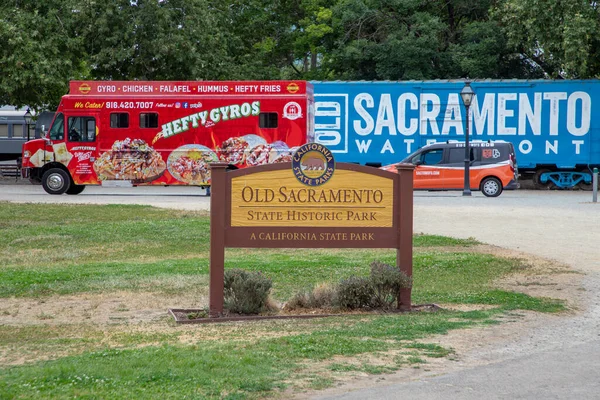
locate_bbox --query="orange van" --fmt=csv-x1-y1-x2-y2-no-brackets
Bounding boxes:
381,140,519,197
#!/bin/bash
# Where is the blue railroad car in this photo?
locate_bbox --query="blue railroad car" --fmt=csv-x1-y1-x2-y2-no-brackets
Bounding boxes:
312,80,600,188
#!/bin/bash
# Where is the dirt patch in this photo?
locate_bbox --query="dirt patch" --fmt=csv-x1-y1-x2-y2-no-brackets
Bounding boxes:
476,244,584,308
417,244,584,307
0,291,208,326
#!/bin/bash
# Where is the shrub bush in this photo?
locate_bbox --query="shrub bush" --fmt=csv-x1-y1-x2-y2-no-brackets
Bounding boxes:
369,261,413,309
286,290,312,310
336,276,375,310
312,283,337,308
284,261,412,312
223,269,272,315
286,283,338,311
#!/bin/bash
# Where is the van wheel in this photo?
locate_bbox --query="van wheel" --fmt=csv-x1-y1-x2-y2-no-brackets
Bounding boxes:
481,177,502,197
66,184,86,195
42,168,71,195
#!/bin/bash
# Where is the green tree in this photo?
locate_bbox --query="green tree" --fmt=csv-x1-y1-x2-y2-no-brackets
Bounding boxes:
8,0,599,111
326,0,545,80
284,0,336,79
327,0,452,80
449,20,544,79
79,0,233,80
495,0,600,78
223,0,337,80
0,0,87,110
220,0,292,79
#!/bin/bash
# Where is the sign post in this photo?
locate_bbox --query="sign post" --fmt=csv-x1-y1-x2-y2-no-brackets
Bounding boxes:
209,144,414,317
209,163,228,317
396,163,414,308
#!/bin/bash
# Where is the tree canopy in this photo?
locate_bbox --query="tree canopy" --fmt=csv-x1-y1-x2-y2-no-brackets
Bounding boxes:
1,0,599,111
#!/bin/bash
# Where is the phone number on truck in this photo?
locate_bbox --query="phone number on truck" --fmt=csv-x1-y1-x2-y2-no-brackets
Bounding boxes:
106,102,154,109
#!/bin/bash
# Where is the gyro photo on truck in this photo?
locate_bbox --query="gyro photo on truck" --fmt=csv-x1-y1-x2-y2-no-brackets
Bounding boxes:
21,81,315,195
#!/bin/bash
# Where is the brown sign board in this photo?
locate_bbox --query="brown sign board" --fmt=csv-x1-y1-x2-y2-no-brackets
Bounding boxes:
209,159,414,317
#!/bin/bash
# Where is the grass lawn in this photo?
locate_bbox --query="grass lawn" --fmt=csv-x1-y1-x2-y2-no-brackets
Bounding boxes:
0,202,565,399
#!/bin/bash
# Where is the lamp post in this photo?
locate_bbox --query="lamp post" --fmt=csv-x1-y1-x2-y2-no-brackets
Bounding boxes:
23,108,33,141
460,82,475,196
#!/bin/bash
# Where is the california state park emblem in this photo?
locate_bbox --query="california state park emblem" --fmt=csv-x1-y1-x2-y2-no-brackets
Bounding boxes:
291,143,335,186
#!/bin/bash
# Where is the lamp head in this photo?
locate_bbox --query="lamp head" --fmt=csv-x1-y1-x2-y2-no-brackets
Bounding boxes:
460,82,475,107
23,108,33,125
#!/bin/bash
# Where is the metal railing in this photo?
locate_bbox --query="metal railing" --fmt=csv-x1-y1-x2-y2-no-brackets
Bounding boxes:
0,164,20,181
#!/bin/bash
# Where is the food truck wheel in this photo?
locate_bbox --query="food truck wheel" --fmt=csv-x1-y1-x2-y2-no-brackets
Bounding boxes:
42,168,71,195
66,184,86,195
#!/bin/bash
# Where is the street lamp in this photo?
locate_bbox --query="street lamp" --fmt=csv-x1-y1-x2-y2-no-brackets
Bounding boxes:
23,108,33,141
460,82,475,196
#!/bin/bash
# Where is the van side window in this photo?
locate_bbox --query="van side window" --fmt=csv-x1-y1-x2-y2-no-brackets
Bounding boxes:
68,116,96,142
259,113,278,128
447,148,464,164
140,113,159,128
110,113,129,128
49,113,65,140
479,146,507,164
420,149,443,165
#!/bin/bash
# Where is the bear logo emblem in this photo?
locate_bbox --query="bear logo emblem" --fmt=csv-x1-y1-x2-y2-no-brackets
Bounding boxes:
301,156,325,171
291,143,335,186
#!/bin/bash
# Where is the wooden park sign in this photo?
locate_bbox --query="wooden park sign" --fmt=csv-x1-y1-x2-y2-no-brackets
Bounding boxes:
209,143,414,317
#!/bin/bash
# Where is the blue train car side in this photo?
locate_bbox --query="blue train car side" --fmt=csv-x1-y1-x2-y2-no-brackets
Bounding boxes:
312,80,600,188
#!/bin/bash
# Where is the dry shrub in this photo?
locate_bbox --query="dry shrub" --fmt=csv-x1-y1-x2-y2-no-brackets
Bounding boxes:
285,283,337,311
285,290,312,311
285,261,412,312
370,261,413,309
223,269,272,315
312,283,337,308
336,276,375,310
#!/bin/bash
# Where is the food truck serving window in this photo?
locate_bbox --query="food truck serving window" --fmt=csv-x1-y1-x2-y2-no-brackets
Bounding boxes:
110,113,129,128
140,113,159,128
259,112,278,128
68,116,96,142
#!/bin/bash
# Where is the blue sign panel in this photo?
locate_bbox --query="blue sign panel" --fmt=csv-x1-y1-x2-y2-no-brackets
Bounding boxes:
312,80,600,169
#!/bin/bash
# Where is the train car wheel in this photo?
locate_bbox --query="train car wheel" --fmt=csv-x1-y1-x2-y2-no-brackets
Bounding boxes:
533,169,552,189
577,169,593,191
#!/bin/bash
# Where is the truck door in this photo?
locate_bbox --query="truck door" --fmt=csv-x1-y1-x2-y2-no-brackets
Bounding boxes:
439,146,471,189
411,148,444,189
66,114,99,185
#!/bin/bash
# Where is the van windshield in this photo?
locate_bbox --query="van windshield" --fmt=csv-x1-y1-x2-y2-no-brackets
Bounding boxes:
401,150,420,163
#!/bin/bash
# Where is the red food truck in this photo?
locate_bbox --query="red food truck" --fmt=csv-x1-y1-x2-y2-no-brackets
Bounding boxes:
21,80,315,194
